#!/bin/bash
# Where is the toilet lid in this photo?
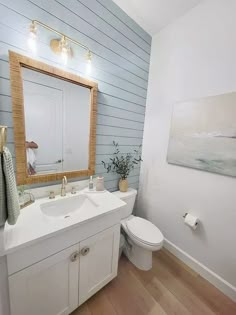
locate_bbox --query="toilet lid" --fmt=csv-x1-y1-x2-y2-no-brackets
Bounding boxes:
126,217,163,246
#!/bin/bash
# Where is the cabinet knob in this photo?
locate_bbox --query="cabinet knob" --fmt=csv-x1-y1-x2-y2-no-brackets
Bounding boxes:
81,247,90,256
56,159,64,164
70,251,79,262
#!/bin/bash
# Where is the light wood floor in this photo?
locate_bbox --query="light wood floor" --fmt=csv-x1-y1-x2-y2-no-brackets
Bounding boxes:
72,249,236,315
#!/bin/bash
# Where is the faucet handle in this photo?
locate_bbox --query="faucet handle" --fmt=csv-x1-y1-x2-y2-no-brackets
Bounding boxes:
49,191,55,199
71,186,76,194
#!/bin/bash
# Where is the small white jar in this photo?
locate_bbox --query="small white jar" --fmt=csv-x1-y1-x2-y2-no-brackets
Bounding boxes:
96,176,104,191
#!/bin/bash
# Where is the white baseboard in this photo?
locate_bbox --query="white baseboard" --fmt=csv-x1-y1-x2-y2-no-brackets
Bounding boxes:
164,238,236,302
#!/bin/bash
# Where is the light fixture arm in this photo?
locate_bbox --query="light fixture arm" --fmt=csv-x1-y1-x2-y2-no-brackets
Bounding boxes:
32,20,91,53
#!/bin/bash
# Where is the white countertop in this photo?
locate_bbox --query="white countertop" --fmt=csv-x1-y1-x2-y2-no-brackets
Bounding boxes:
1,189,125,256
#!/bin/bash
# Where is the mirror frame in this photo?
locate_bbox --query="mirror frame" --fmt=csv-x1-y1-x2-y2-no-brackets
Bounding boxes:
9,51,98,185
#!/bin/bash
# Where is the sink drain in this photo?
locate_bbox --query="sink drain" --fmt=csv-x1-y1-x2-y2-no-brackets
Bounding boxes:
64,215,70,219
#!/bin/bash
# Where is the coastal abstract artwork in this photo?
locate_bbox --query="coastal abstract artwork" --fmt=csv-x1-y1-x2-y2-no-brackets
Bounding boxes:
167,92,236,177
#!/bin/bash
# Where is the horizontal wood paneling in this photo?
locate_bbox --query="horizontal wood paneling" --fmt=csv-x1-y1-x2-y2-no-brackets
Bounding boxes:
37,0,150,64
0,95,12,112
97,0,151,45
1,111,13,128
98,94,146,114
0,55,147,98
96,114,144,130
0,0,151,190
97,104,145,123
96,144,141,155
0,12,148,89
96,167,140,181
75,0,151,52
96,135,143,146
96,125,144,138
0,0,149,80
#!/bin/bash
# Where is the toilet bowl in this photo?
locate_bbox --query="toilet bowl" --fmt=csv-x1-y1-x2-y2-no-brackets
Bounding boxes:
112,189,164,271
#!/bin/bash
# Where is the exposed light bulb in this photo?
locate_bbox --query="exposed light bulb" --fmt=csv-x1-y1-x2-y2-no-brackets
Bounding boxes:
61,47,68,65
85,50,92,74
28,21,37,53
59,36,69,65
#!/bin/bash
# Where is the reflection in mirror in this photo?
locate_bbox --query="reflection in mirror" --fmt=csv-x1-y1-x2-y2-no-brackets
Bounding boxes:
22,68,91,175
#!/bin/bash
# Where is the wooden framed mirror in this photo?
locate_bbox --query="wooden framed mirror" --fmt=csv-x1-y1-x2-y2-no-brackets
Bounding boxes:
9,51,97,185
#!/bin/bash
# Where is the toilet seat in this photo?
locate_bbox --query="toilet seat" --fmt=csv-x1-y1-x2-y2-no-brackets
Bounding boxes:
126,217,163,247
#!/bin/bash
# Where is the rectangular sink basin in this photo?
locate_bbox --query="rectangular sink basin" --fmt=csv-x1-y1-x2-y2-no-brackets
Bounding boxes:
40,194,98,218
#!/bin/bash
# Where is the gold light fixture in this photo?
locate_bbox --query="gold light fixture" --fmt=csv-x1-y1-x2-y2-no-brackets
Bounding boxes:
59,35,70,65
86,50,92,64
28,20,92,68
85,50,92,74
28,21,37,53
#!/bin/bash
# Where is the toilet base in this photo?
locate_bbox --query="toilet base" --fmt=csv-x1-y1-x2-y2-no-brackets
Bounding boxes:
123,240,153,271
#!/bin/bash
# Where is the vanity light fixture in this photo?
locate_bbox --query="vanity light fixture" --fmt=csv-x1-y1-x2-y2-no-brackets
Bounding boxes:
28,21,37,53
59,35,70,65
85,50,92,74
28,20,92,68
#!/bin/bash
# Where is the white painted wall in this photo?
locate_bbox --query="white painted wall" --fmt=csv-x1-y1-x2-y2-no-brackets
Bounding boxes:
138,0,236,298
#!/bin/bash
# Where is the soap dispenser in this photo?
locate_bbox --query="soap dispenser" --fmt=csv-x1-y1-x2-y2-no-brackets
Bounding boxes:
89,176,94,191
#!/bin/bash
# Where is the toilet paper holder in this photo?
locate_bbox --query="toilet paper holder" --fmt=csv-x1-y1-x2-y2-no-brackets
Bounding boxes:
183,212,199,227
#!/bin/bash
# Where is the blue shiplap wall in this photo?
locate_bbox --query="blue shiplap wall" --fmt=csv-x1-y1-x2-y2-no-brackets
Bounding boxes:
0,0,151,191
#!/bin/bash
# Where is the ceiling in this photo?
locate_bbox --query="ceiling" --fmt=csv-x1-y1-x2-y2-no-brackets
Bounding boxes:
112,0,203,35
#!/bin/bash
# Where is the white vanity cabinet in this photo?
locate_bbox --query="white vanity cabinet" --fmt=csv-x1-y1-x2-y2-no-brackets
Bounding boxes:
8,244,79,315
8,224,120,315
79,224,120,305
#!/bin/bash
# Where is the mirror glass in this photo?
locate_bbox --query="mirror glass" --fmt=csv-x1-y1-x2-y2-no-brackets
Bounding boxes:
22,67,91,175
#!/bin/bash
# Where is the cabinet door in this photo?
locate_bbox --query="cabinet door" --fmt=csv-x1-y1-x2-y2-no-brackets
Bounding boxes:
9,244,80,315
79,224,120,305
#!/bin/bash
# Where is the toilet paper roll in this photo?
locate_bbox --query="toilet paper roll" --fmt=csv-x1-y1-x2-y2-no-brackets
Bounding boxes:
184,213,199,230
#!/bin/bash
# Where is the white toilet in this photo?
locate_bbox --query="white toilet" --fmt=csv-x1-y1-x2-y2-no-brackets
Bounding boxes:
113,188,164,271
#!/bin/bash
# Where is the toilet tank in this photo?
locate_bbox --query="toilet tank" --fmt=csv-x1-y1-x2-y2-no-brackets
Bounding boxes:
112,188,137,219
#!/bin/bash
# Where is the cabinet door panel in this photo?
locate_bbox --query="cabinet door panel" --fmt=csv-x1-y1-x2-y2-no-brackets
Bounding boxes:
9,244,79,315
79,224,120,305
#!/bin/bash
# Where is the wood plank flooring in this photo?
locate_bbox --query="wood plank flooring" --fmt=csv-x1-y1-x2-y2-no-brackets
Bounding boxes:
71,249,236,315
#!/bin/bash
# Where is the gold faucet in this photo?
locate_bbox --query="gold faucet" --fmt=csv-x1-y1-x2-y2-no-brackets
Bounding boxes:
61,176,67,197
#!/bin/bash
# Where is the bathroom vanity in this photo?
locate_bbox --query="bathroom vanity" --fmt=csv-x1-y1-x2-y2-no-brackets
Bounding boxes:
2,189,125,315
0,50,127,315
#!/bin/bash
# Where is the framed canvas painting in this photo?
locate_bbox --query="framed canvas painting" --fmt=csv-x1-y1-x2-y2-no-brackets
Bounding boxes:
167,92,236,177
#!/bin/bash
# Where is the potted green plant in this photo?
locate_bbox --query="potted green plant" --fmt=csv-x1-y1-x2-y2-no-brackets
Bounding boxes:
102,141,142,192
